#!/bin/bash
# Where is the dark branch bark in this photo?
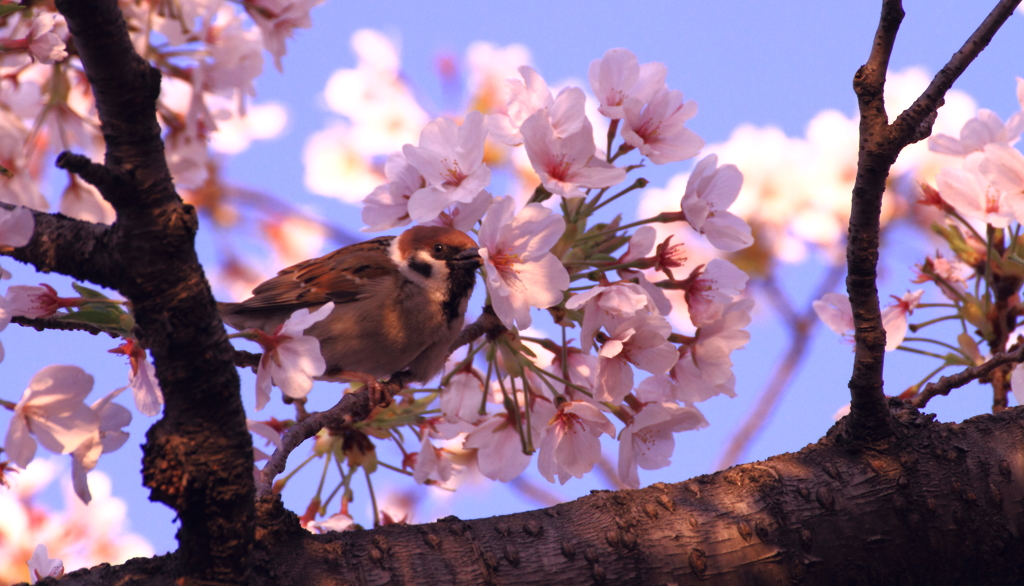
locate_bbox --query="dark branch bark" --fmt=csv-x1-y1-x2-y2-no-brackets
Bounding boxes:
38,1,259,583
845,0,1020,442
911,344,1024,408
52,402,1024,585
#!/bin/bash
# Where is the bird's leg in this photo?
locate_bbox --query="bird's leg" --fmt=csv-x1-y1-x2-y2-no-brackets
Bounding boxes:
324,370,390,407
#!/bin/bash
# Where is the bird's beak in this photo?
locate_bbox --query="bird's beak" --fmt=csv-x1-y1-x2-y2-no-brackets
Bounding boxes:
453,247,482,269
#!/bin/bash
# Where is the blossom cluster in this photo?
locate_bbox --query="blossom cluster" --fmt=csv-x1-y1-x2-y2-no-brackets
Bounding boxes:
812,79,1024,409
248,39,756,532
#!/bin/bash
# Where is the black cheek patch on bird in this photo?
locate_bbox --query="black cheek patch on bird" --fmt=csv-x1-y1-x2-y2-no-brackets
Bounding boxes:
442,267,478,324
408,258,433,279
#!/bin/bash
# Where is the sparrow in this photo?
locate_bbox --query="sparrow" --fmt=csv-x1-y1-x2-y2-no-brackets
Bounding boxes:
219,225,481,397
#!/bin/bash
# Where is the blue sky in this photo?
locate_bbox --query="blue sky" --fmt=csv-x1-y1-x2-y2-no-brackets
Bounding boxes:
2,0,1022,557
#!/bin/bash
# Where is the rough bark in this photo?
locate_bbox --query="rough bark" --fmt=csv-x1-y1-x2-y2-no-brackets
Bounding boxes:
43,401,1024,586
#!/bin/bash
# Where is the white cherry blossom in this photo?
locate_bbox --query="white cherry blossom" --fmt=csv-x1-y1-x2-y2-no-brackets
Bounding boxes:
4,365,100,468
361,152,423,232
683,259,749,327
27,544,64,583
441,372,485,424
588,48,667,120
566,282,660,352
520,112,625,198
488,66,586,146
936,150,1016,228
595,314,678,403
621,87,703,164
478,197,570,329
71,387,131,503
403,111,492,223
255,302,333,409
680,154,753,252
617,402,707,488
537,401,615,484
0,205,35,246
881,290,924,351
463,412,534,482
928,108,1024,156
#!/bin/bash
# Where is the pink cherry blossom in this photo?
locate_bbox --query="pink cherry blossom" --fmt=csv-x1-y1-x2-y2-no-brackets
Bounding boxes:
881,290,924,351
402,111,492,223
26,13,68,64
109,339,164,417
537,400,615,484
441,372,485,424
813,292,854,336
520,112,626,198
566,282,661,352
463,412,533,482
0,294,10,361
588,48,667,120
595,314,678,403
247,0,325,71
27,544,64,583
683,259,749,327
478,196,570,329
488,66,586,146
928,109,1024,156
60,178,116,225
0,205,34,247
255,302,333,409
1012,363,1024,406
617,402,707,488
621,87,704,164
936,150,1016,228
978,142,1024,225
361,152,424,232
71,387,131,503
422,189,493,233
680,154,753,251
663,298,753,405
615,226,673,315
412,433,458,485
6,284,61,318
4,365,100,468
306,512,356,533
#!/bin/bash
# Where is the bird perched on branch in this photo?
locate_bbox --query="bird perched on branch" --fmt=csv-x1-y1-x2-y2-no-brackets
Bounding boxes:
219,225,481,399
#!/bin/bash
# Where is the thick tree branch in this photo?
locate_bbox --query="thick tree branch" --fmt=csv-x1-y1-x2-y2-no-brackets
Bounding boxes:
845,0,1020,441
54,402,1024,585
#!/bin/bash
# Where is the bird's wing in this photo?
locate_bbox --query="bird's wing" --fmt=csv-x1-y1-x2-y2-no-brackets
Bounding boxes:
232,236,396,313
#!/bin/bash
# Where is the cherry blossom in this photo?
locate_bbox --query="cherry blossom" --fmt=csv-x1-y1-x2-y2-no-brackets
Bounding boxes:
680,154,753,251
361,152,423,231
254,302,334,409
6,284,62,318
478,197,570,329
247,0,325,71
928,109,1024,156
520,112,625,198
402,111,492,223
538,401,615,484
71,387,131,503
666,298,754,405
26,13,68,64
306,512,356,533
109,339,164,417
595,314,678,403
0,294,9,361
566,282,661,352
4,365,100,468
588,48,667,120
441,372,485,424
935,151,1016,228
422,190,493,233
617,402,707,488
813,292,855,336
463,412,534,482
488,66,587,146
412,434,458,485
881,290,924,351
621,87,704,164
1012,363,1024,406
978,142,1024,225
0,111,46,208
682,259,749,327
0,205,35,247
614,226,673,315
27,544,64,583
814,290,923,351
59,178,116,225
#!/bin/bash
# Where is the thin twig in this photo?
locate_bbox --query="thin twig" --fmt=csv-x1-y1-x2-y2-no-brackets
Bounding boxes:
910,344,1024,408
255,372,413,498
449,306,506,352
12,315,119,337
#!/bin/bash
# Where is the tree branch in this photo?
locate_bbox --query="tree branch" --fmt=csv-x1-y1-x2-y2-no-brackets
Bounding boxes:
910,343,1024,408
845,0,1020,441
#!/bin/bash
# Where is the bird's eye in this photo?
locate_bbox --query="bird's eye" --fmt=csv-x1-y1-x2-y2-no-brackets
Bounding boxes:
433,243,445,255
